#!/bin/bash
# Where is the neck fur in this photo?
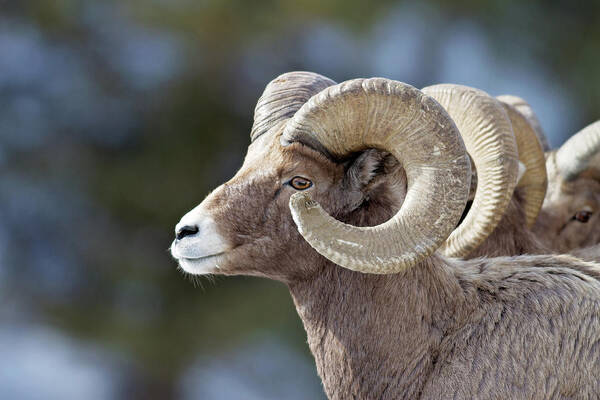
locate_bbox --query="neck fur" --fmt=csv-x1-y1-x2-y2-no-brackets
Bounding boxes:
288,254,470,399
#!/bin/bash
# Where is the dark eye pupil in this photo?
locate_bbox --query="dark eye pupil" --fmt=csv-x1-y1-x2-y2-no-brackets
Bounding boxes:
574,210,592,223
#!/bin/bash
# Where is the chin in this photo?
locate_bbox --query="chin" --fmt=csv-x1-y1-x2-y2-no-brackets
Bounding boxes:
176,254,225,275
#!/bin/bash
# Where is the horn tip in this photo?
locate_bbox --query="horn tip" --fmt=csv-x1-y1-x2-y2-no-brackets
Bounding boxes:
289,192,316,210
280,135,292,147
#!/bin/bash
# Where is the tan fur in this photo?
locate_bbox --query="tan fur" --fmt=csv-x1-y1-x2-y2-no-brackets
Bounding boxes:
291,254,600,399
180,131,600,399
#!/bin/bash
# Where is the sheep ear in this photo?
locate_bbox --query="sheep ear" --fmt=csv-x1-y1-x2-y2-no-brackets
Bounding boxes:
344,149,398,191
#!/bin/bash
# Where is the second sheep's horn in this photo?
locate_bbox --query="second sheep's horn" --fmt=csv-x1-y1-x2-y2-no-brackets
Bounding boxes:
498,100,548,227
497,94,550,151
423,84,519,258
283,78,471,274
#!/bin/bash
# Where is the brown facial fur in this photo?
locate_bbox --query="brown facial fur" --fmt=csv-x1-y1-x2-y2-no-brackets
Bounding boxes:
199,130,405,282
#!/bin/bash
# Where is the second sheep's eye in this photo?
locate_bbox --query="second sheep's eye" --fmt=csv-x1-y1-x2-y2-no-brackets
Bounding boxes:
573,210,593,223
289,176,313,190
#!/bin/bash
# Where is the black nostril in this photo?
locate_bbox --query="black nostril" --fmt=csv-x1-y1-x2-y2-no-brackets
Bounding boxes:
176,225,199,240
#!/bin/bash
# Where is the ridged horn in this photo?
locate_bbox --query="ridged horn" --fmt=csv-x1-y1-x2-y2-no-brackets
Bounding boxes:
555,120,600,181
250,71,336,142
497,95,550,151
499,101,548,227
422,84,519,257
283,78,471,274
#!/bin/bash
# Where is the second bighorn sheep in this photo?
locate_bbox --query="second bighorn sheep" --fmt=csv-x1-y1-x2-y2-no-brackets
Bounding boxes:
492,96,600,254
171,72,600,399
533,121,600,251
448,94,550,258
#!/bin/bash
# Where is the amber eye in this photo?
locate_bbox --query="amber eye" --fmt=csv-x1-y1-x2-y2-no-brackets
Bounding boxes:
289,176,312,190
573,210,593,223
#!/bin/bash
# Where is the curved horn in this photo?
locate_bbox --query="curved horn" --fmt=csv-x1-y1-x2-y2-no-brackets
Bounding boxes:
422,84,519,257
283,78,471,274
250,71,336,142
555,121,600,181
499,101,548,227
497,95,550,151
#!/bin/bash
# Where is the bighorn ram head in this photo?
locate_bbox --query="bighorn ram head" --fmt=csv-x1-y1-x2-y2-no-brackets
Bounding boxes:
171,71,532,276
171,73,480,278
171,71,536,277
533,121,600,251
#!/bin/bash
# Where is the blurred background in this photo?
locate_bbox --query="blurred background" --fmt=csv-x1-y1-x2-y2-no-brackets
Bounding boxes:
1,0,599,398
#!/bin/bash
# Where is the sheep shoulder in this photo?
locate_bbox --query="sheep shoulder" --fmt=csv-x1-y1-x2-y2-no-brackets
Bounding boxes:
423,254,600,398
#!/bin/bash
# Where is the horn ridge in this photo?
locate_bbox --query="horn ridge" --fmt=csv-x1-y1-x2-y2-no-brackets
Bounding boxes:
251,71,336,142
499,100,547,227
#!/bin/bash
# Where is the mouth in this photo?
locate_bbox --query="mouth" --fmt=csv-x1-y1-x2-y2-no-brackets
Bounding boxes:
175,252,226,275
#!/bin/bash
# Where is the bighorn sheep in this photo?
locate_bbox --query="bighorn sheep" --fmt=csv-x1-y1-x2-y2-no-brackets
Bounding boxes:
533,121,600,252
171,72,600,399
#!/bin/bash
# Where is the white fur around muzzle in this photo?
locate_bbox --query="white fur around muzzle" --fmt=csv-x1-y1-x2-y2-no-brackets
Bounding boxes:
171,205,231,274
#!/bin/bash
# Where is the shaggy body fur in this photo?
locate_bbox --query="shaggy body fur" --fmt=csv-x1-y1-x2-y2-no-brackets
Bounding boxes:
173,130,600,399
290,254,600,399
